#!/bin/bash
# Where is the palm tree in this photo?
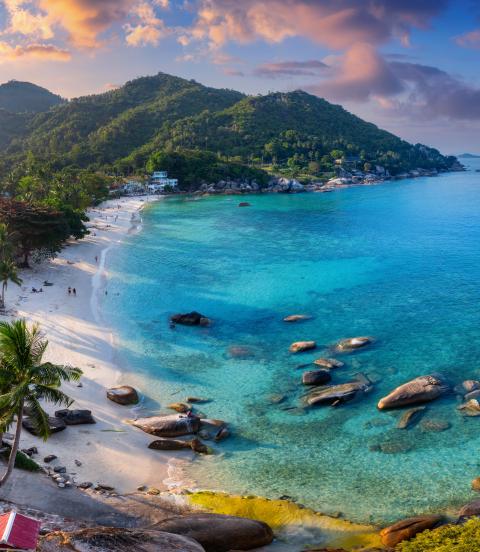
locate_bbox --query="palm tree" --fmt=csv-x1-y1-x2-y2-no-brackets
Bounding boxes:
0,259,22,310
0,320,82,487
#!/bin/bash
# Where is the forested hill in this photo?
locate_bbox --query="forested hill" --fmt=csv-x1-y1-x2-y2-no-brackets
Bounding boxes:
0,72,457,184
0,81,64,113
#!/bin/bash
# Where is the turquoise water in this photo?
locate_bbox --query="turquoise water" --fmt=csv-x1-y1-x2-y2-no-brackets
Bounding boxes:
105,161,480,524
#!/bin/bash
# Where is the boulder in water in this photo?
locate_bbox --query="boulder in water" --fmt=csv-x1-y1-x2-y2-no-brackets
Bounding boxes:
283,314,312,323
459,500,480,518
171,312,211,326
228,345,255,359
107,385,139,405
54,409,95,425
313,358,344,369
168,402,192,413
335,337,372,352
132,414,200,437
419,418,451,432
306,377,371,406
458,399,480,416
154,513,274,552
148,438,192,451
289,341,316,353
380,515,443,547
302,369,332,386
378,375,449,410
238,202,251,207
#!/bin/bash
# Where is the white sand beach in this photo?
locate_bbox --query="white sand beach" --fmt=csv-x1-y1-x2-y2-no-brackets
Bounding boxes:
0,196,194,494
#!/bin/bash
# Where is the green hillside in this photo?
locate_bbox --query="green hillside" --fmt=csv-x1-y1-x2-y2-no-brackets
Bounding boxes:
0,80,64,113
0,72,457,186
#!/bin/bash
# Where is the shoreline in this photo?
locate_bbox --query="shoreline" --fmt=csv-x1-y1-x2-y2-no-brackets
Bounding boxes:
1,195,194,495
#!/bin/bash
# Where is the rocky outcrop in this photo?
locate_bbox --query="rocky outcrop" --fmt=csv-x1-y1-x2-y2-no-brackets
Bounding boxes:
171,312,211,326
154,513,274,552
289,341,316,353
458,399,480,416
380,515,443,547
106,385,139,405
131,414,200,437
38,528,205,552
378,375,449,410
335,337,372,352
302,369,332,386
459,500,480,518
22,416,66,435
54,409,95,425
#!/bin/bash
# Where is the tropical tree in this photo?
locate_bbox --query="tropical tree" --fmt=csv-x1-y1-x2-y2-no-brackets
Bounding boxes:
0,259,22,310
0,320,82,486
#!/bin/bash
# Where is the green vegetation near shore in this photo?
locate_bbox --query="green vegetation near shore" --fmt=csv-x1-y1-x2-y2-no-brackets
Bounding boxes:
397,518,480,551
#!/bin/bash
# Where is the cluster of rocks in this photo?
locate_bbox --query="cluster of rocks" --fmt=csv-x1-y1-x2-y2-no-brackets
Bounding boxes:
37,513,274,552
197,179,262,194
170,311,212,327
22,408,95,436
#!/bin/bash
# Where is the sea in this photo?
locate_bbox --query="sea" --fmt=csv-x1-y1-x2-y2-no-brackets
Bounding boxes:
104,159,480,524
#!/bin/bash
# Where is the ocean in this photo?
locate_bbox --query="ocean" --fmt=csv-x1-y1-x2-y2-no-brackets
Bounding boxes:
104,159,480,524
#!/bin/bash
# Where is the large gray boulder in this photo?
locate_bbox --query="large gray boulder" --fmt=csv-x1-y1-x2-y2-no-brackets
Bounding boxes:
302,369,332,386
155,513,274,552
131,414,200,437
378,375,449,410
38,528,205,552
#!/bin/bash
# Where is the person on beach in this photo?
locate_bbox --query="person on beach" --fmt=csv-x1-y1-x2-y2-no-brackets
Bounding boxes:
73,288,76,296
95,255,98,263
68,287,71,295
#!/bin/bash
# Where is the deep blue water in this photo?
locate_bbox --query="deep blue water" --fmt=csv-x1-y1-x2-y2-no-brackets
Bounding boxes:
105,160,480,524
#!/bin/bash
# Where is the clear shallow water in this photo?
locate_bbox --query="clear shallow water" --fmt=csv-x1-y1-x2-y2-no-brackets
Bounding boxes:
105,160,480,524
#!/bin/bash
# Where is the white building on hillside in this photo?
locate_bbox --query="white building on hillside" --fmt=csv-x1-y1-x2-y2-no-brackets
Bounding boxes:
148,171,179,193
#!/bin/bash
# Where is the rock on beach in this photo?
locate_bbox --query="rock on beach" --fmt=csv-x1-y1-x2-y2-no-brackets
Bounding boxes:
380,515,443,547
131,414,200,437
106,385,139,405
289,341,316,353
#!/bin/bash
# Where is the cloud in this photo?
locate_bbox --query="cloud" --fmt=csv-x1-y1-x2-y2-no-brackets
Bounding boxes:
305,44,480,121
187,0,447,50
3,1,54,40
254,59,328,78
124,1,168,46
456,29,480,49
307,43,403,101
0,40,71,61
223,68,244,76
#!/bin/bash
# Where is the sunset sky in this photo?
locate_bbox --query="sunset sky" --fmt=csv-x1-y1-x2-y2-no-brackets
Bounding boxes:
0,0,479,153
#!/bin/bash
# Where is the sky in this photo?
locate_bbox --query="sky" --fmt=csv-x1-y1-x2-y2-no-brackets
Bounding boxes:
0,0,479,154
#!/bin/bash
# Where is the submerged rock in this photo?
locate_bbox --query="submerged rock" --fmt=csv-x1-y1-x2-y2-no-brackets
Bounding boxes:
148,438,192,451
378,375,449,410
238,202,251,207
313,358,344,369
283,314,312,323
106,385,139,405
23,416,66,435
132,414,200,437
228,345,255,359
154,513,274,552
289,341,316,353
380,515,443,547
455,380,480,396
335,337,372,352
302,369,332,386
397,406,426,429
54,409,95,425
419,418,451,432
472,478,480,492
171,312,211,326
39,528,205,552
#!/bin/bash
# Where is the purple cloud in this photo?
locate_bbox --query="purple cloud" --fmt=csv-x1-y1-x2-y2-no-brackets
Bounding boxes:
254,60,328,78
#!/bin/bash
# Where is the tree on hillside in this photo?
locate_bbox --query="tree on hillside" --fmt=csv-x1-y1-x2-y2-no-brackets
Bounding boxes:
0,320,82,487
0,223,22,310
0,199,72,267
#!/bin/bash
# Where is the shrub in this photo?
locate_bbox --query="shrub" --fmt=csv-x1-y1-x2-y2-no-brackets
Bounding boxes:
397,518,480,552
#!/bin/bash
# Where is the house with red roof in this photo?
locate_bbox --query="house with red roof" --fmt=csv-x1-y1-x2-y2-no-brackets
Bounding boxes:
0,512,40,551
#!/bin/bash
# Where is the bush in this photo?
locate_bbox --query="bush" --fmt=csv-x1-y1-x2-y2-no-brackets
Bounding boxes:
397,518,480,552
1,445,41,472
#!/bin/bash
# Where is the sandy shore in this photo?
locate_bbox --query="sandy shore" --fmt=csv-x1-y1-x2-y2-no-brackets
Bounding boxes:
0,196,194,494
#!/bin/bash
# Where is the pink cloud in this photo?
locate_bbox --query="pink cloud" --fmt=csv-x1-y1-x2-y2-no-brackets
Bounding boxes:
456,29,480,49
0,40,71,61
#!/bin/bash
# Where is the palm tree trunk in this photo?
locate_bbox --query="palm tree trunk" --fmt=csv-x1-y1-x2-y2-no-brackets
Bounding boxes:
0,282,5,309
0,401,24,487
